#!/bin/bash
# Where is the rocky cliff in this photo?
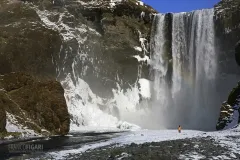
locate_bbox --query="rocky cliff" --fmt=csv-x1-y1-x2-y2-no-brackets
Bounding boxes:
215,0,240,130
33,0,156,98
216,41,240,130
216,81,240,130
0,0,61,78
25,0,157,129
214,0,240,75
0,0,69,137
0,0,157,134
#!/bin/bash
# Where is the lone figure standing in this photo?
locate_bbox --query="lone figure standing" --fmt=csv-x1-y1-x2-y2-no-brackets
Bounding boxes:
178,125,181,133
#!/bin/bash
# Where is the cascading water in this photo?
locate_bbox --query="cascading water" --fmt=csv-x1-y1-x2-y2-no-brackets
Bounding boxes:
149,14,172,129
151,9,220,130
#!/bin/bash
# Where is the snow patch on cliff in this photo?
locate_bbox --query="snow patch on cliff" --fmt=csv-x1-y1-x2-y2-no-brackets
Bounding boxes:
136,1,144,6
6,112,41,138
134,46,143,52
138,78,151,99
110,0,122,8
133,55,150,64
35,9,100,44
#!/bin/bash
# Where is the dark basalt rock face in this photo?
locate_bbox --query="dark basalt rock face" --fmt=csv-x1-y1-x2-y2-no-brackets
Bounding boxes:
215,0,240,130
0,0,61,78
214,0,240,47
0,0,69,136
214,0,240,75
214,0,240,112
83,1,155,97
28,0,157,98
217,42,240,130
0,72,70,135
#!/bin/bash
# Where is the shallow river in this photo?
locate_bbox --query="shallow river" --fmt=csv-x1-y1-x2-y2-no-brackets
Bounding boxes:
0,131,122,159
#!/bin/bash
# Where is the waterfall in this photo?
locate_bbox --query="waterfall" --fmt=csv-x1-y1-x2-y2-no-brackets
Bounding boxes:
151,9,219,130
150,14,169,102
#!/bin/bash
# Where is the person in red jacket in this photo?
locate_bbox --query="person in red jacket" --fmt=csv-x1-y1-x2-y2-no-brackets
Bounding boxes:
178,125,182,133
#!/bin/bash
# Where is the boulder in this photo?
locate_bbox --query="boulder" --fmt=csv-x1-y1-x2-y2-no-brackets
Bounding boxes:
216,82,240,130
0,72,70,135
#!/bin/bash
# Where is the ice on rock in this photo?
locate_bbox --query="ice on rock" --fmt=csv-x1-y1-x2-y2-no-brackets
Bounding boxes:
61,74,141,131
134,46,143,52
133,55,150,64
138,78,151,99
6,112,41,138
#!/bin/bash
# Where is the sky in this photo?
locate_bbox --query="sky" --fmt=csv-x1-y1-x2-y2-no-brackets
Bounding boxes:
141,0,220,13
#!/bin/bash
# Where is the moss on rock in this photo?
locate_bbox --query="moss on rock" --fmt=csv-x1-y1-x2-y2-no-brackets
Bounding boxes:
0,131,22,139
